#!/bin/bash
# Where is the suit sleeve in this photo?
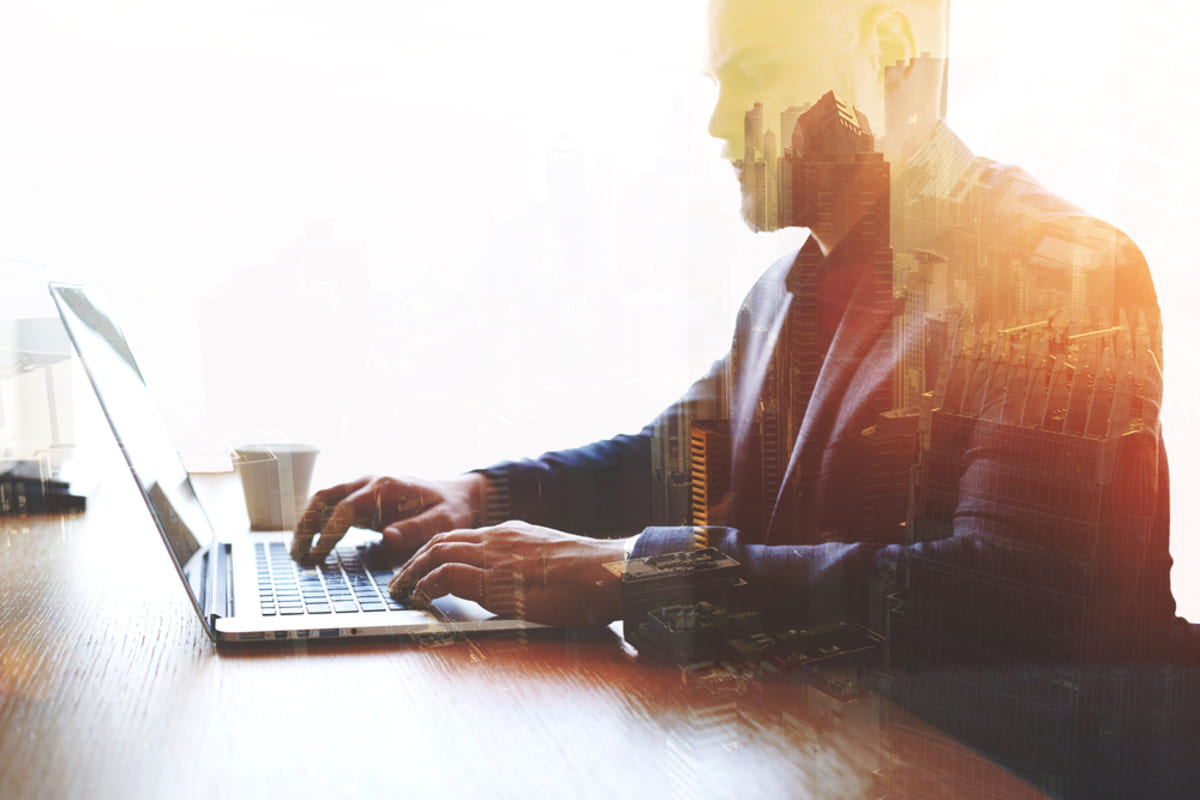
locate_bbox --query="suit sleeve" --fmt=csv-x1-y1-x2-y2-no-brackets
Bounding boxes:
475,355,729,539
626,425,1174,662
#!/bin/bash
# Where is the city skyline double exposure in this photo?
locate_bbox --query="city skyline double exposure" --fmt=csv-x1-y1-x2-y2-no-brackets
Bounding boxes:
616,49,1187,794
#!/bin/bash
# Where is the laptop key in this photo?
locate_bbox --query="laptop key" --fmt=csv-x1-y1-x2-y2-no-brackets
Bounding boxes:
306,604,331,614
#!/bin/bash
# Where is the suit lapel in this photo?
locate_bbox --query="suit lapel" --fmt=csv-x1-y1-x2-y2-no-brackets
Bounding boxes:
766,257,894,542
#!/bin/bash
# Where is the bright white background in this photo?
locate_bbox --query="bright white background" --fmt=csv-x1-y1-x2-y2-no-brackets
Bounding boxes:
1,0,1197,618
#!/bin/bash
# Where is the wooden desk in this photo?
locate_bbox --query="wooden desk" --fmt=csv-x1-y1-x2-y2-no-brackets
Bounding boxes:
0,464,1045,799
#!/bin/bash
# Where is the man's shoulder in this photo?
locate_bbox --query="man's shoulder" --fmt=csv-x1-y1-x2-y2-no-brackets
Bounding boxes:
974,158,1156,311
974,157,1142,259
904,125,1144,267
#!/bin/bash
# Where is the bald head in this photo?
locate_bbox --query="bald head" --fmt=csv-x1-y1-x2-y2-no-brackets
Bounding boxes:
707,0,950,229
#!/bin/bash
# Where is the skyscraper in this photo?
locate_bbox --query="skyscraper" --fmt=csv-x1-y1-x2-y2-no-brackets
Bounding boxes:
778,104,811,230
896,317,1164,666
743,103,770,230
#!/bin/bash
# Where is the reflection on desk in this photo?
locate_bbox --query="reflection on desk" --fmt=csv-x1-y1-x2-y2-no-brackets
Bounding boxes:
1,466,1195,799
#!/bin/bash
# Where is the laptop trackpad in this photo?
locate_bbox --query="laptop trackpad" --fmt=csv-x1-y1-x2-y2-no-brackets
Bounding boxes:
430,594,502,622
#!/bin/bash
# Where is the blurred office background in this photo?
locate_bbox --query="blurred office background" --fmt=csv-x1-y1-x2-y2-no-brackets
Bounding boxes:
1,0,1197,617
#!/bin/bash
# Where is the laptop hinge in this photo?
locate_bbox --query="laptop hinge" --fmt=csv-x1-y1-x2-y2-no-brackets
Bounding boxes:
208,542,233,627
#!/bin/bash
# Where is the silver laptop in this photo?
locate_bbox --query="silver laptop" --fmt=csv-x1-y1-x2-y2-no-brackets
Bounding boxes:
49,282,543,643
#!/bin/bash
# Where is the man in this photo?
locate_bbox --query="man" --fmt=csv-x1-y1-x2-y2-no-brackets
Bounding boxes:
292,0,1183,662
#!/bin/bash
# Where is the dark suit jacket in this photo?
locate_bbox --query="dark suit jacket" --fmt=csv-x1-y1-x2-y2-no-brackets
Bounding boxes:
481,127,1181,663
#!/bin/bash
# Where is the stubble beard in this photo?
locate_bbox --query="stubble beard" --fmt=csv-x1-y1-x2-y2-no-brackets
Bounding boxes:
737,168,764,232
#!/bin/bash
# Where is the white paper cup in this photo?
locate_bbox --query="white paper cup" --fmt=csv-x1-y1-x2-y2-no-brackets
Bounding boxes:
233,443,319,531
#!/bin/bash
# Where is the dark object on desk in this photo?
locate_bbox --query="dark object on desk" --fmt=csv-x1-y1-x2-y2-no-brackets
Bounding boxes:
641,601,727,663
0,460,87,514
635,592,886,671
622,548,748,658
623,548,750,662
760,620,886,671
623,547,746,606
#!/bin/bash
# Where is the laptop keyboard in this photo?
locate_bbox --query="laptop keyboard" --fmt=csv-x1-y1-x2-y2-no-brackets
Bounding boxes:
255,541,406,616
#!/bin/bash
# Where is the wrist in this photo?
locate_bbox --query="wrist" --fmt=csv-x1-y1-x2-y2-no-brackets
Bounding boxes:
592,538,628,623
465,468,508,526
453,471,492,527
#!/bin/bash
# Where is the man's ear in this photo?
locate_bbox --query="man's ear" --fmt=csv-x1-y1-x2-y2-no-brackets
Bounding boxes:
865,9,917,83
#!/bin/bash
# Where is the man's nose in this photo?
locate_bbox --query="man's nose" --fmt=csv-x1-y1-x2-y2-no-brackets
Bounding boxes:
707,93,740,158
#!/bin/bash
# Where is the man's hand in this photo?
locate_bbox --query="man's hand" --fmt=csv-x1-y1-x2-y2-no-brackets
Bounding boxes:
389,521,630,626
290,473,489,566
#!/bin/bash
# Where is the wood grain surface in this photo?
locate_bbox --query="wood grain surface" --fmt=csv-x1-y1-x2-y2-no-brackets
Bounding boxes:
0,458,1045,799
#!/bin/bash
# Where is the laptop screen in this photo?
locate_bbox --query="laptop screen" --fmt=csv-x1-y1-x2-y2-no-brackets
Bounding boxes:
49,283,215,626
